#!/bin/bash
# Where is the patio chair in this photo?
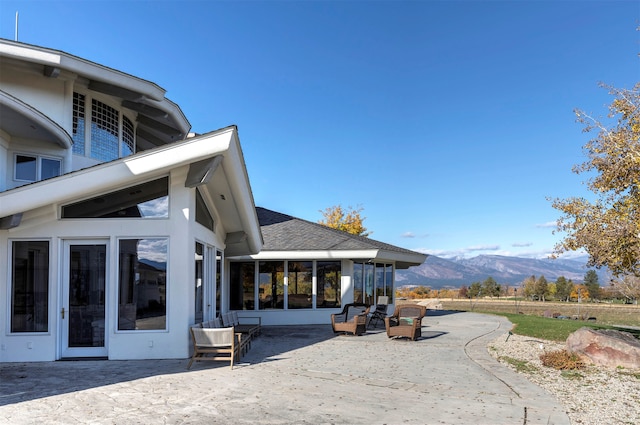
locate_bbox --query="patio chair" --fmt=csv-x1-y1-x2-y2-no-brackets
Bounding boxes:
385,304,427,341
331,303,370,335
222,311,261,340
187,326,240,369
368,296,389,329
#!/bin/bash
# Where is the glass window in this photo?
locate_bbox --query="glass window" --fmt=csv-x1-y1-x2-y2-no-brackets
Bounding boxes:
353,262,363,303
91,99,119,161
385,264,394,303
118,238,167,330
195,242,204,324
364,263,374,305
259,261,284,309
41,158,61,180
122,115,135,157
11,241,49,333
230,262,255,310
15,155,37,181
287,261,312,309
62,177,168,218
317,261,341,308
72,92,86,155
195,189,214,231
216,250,223,316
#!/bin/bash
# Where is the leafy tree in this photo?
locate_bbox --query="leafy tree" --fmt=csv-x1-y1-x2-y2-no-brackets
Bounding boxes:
318,205,370,236
551,83,640,277
522,275,537,300
571,284,589,302
535,275,549,302
555,276,574,302
468,282,482,298
584,270,601,301
482,276,501,298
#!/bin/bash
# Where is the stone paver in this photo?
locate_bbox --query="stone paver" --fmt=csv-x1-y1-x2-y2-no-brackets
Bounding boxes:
0,311,570,424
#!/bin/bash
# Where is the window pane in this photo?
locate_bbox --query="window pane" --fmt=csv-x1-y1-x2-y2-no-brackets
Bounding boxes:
216,250,223,316
15,155,37,181
287,261,312,309
91,99,119,161
72,92,86,155
230,262,255,310
385,264,394,303
364,263,374,305
122,115,135,157
62,177,168,218
41,158,61,180
375,264,385,302
195,242,204,324
353,262,363,303
259,261,284,310
11,241,49,332
118,238,167,330
317,261,341,308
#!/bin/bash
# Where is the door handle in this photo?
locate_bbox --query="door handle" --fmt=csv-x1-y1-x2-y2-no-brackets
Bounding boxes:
61,308,65,319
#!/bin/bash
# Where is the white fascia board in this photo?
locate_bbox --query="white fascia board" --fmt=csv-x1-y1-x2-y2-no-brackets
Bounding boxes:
0,41,165,101
223,131,263,254
235,249,381,261
0,129,236,217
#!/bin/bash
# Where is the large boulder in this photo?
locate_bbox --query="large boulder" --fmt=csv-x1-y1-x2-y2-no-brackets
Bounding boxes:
566,327,640,369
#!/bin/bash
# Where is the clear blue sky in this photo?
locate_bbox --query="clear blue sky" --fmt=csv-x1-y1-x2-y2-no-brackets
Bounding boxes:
2,1,638,260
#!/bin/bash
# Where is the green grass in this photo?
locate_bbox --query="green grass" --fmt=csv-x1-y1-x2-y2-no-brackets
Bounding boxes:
498,356,538,373
480,311,613,341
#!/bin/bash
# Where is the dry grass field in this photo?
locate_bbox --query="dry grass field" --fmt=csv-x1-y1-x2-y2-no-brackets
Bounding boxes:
438,298,640,328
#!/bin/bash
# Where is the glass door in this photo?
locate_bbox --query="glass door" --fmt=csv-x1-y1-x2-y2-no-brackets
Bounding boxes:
61,240,108,358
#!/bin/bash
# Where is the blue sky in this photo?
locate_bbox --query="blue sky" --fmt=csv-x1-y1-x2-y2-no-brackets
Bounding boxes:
1,1,638,259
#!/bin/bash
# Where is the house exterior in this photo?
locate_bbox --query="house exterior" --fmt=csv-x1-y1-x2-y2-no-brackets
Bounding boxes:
0,39,426,363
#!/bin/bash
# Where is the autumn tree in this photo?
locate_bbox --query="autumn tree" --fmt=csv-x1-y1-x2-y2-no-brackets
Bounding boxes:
318,205,370,236
571,284,590,302
551,83,640,276
610,274,640,303
522,275,536,300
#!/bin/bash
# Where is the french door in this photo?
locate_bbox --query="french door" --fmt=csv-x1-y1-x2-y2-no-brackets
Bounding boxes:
61,240,108,358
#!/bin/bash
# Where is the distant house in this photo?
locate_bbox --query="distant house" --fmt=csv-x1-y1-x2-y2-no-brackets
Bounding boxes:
0,39,425,363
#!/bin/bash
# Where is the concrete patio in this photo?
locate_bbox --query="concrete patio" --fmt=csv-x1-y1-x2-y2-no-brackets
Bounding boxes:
0,311,570,424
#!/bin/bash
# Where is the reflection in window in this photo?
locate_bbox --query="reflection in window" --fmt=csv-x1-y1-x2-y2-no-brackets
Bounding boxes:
230,262,255,310
61,177,168,218
11,241,49,333
118,238,168,330
259,261,284,310
195,242,204,324
91,99,119,161
385,264,394,303
287,261,312,309
15,155,36,181
317,261,341,308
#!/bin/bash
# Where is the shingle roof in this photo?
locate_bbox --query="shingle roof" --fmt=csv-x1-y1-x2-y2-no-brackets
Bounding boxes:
256,207,424,257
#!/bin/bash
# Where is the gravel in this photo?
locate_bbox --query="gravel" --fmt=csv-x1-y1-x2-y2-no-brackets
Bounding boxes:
488,333,640,425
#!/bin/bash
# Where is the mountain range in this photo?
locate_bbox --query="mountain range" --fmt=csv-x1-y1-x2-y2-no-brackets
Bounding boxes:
395,254,611,289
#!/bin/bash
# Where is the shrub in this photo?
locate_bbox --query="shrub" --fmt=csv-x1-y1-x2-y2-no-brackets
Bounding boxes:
540,349,585,370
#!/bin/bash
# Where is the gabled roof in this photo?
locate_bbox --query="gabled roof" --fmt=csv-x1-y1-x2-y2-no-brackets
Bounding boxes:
0,126,262,256
242,207,427,269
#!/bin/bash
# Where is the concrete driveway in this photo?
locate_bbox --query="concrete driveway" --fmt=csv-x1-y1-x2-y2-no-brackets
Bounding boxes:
0,311,570,424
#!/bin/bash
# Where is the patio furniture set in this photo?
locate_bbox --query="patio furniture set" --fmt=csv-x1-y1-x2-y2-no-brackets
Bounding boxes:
187,311,261,369
331,300,427,341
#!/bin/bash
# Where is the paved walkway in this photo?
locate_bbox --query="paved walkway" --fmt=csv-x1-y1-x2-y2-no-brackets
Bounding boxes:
0,311,570,424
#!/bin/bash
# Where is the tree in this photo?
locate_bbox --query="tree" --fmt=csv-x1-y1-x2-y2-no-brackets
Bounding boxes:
522,275,537,300
571,284,590,302
482,276,501,298
555,276,574,302
468,282,482,298
535,275,549,302
584,270,601,301
610,274,640,303
318,205,370,236
551,83,640,277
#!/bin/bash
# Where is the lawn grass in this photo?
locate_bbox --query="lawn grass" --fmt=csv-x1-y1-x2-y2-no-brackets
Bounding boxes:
484,311,611,341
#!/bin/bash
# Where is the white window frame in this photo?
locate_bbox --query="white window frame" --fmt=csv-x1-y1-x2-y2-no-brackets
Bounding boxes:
13,153,62,182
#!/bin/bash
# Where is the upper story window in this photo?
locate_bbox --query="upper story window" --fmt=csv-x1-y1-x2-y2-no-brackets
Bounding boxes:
72,92,136,161
14,154,61,182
